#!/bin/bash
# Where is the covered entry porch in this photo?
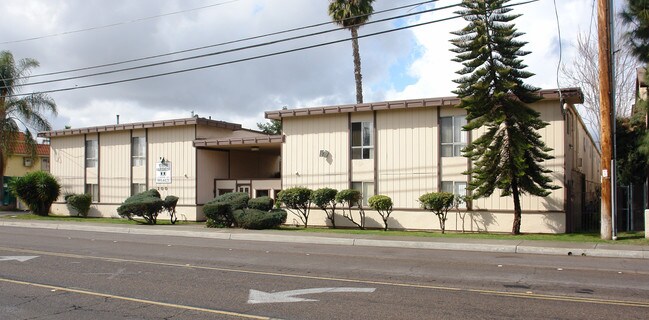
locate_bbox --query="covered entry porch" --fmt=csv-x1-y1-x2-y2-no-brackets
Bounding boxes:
194,135,282,204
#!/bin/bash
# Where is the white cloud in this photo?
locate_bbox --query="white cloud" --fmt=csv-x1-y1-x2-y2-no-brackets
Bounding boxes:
1,0,617,132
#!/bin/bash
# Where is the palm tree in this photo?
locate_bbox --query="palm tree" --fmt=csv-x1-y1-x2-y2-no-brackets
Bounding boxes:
328,0,375,104
0,51,57,204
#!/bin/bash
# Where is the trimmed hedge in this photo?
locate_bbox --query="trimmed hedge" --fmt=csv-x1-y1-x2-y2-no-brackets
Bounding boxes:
204,192,250,228
248,196,274,211
117,189,165,224
234,209,287,229
67,193,92,217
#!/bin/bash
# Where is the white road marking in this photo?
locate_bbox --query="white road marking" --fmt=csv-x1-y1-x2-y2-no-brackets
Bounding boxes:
0,255,39,262
248,287,376,304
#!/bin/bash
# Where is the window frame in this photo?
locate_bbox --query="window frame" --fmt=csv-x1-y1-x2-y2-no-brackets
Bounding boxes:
85,139,98,168
440,116,467,157
23,157,33,167
351,121,374,160
131,183,147,196
41,157,50,171
351,181,374,207
131,136,146,167
85,183,99,202
441,181,467,209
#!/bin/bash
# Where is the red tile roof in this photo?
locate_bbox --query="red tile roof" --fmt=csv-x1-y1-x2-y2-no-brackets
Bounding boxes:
10,133,50,156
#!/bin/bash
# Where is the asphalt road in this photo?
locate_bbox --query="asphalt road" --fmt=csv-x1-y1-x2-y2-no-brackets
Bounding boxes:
1,226,648,320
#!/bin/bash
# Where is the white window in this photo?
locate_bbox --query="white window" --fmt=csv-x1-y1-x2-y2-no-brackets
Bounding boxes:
85,140,98,168
41,157,50,171
351,181,374,207
131,183,147,196
441,116,467,157
23,157,33,167
131,137,146,167
351,122,373,159
85,184,99,202
441,181,467,208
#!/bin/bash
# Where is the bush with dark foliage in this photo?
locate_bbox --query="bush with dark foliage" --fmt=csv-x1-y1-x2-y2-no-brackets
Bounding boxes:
9,171,60,216
117,189,166,224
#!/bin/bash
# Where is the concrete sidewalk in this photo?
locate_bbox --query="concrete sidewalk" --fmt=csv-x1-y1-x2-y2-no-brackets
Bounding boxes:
0,214,647,259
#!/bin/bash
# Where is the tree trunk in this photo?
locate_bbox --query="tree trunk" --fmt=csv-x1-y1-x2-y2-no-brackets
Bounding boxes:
512,180,522,235
0,152,5,204
350,27,363,104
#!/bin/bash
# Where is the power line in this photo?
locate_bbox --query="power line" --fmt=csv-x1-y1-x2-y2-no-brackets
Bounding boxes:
10,1,454,88
6,0,538,98
7,0,439,82
0,0,241,45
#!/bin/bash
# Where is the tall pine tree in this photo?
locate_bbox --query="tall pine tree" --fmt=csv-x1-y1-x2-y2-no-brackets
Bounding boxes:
450,0,558,234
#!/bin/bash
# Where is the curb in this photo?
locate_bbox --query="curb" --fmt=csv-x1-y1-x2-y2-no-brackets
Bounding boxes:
1,220,646,259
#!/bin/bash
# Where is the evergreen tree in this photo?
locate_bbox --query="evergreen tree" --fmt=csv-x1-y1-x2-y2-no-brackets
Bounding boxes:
621,0,649,63
450,0,558,234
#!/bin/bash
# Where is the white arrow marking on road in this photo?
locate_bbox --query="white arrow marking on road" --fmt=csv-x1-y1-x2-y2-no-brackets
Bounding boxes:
0,256,39,262
247,287,375,304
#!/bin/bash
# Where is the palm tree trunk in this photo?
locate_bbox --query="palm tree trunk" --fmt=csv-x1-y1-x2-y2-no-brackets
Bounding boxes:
350,26,363,104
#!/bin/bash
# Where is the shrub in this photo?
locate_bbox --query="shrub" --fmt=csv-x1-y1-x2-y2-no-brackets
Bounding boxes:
248,196,274,211
163,195,179,224
368,195,393,231
9,171,61,216
117,189,165,224
234,208,287,229
215,192,250,210
336,189,365,230
67,193,92,217
276,187,312,228
311,188,338,228
203,192,250,228
204,202,234,228
419,192,455,234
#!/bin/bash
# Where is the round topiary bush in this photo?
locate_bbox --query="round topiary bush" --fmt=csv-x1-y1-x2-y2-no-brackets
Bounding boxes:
248,196,274,211
234,209,287,230
117,189,165,224
67,193,92,217
9,171,61,216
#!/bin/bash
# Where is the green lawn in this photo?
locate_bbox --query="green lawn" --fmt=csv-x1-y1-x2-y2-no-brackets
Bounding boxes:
2,213,647,245
278,226,648,245
0,213,199,226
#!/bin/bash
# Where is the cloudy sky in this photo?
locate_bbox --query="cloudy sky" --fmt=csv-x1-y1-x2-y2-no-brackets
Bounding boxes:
0,0,624,131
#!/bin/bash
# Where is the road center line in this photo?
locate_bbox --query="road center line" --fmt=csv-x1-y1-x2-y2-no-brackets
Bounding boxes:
1,245,648,308
0,277,271,319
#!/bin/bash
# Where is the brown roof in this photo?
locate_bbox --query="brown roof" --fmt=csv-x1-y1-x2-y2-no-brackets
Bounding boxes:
10,133,49,156
193,135,284,148
265,88,583,120
39,117,242,138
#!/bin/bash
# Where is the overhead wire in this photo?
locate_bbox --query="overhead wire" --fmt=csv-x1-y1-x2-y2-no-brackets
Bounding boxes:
0,0,242,45
8,1,452,88
5,0,539,98
6,0,439,82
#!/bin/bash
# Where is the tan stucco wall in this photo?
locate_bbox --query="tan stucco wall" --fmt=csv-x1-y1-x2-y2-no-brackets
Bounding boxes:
51,135,85,200
279,99,587,233
282,114,349,190
4,155,48,177
196,149,229,204
285,208,565,234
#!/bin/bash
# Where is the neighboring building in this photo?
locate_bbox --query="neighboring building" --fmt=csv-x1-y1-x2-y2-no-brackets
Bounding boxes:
2,133,50,208
265,88,600,233
41,118,282,221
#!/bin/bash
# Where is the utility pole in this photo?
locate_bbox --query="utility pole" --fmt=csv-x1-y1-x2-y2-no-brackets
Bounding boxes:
598,0,613,240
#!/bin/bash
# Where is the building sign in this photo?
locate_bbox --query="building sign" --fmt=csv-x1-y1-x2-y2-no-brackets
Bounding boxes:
156,161,172,184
